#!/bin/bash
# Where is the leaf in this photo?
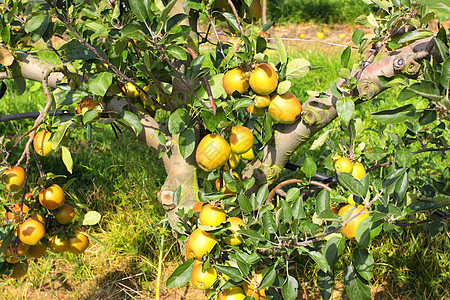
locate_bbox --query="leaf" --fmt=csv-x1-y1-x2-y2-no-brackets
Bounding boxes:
168,109,190,134
0,226,15,256
371,104,417,124
292,196,305,219
336,97,355,126
281,275,299,300
166,44,187,60
309,251,330,273
233,98,255,110
199,74,226,100
238,229,265,241
117,111,142,136
301,156,317,178
323,236,345,266
121,24,146,40
25,14,47,33
277,80,291,95
403,81,442,101
166,259,194,288
179,126,195,159
317,270,334,300
88,72,113,96
215,265,243,281
222,12,240,33
398,30,434,44
338,172,366,198
352,30,365,45
315,189,336,219
79,211,102,225
61,146,73,174
310,130,331,150
341,46,351,68
172,186,181,206
285,58,310,79
274,35,287,64
343,265,371,300
382,168,407,190
353,249,374,281
440,59,450,89
128,0,149,22
395,171,408,202
256,184,269,207
259,265,277,289
201,108,227,132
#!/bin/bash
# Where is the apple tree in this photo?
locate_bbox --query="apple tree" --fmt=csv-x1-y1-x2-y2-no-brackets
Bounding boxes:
0,0,449,298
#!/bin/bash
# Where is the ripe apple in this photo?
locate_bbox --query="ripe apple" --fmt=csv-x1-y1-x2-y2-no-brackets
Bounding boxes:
229,126,254,154
249,63,278,95
223,68,249,95
200,204,227,227
219,286,247,300
243,272,266,300
254,94,271,108
18,217,46,245
268,92,302,124
33,130,53,156
352,162,366,180
185,228,217,260
26,241,47,258
196,134,231,172
68,229,90,254
190,262,217,290
1,166,26,193
76,97,101,116
48,235,69,253
223,217,246,246
334,157,353,174
338,204,369,239
55,203,75,224
247,104,265,117
6,203,30,224
39,184,65,210
10,260,28,279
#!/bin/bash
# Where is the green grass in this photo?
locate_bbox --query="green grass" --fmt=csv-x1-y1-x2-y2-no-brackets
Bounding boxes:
1,42,449,299
267,0,375,24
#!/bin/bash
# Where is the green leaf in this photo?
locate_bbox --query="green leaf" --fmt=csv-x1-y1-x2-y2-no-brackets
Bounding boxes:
199,74,226,100
404,81,442,101
0,226,15,256
292,196,306,219
277,80,291,95
121,24,146,40
83,110,98,124
233,98,255,110
398,30,434,44
51,121,72,151
165,13,189,34
166,44,187,60
382,168,407,190
285,58,310,79
256,184,269,207
330,82,342,98
166,259,195,288
440,59,450,89
88,72,113,96
160,0,178,23
338,172,366,198
336,97,354,125
281,275,299,300
61,146,73,174
25,14,47,33
395,171,408,202
179,126,195,159
309,251,330,273
117,111,142,136
14,78,26,95
408,201,439,212
79,211,102,225
341,46,351,68
128,0,149,22
172,186,181,206
201,108,226,132
323,236,345,266
310,130,331,150
371,104,417,124
259,265,277,289
316,189,336,219
301,156,317,178
168,109,190,134
280,199,293,223
274,35,287,64
352,30,365,45
216,265,243,281
353,249,374,281
222,12,240,33
344,265,371,300
317,270,334,300
286,188,300,203
239,229,265,241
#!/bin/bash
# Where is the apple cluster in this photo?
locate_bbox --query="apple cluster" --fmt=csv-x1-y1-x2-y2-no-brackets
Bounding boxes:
223,63,303,124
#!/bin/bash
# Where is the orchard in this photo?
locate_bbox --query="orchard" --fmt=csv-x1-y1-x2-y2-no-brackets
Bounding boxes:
0,0,449,299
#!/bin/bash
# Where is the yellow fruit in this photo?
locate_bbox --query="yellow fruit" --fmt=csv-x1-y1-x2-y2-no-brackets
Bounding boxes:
185,228,217,260
39,184,65,210
219,286,247,299
32,212,45,226
243,272,266,300
10,261,28,279
190,262,217,290
268,92,302,124
224,152,241,170
124,82,139,100
1,166,26,193
26,241,47,258
247,105,265,117
196,134,231,172
193,201,206,214
200,204,227,227
330,204,339,215
18,217,45,246
48,235,69,253
6,203,30,224
215,172,240,195
332,154,342,164
351,162,366,180
55,203,75,224
347,194,356,206
317,32,324,39
334,157,353,174
33,131,53,156
223,68,249,95
254,94,271,108
76,97,101,116
229,126,254,155
224,217,246,246
241,146,257,161
68,229,90,254
338,204,369,239
249,63,278,95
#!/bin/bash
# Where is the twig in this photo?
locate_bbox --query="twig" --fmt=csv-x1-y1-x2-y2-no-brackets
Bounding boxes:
225,0,245,36
202,0,229,66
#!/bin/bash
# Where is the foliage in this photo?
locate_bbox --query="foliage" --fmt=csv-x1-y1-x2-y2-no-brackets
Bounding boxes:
0,0,449,299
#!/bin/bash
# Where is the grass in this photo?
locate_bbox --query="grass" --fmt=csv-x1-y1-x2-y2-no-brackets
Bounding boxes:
1,35,449,300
